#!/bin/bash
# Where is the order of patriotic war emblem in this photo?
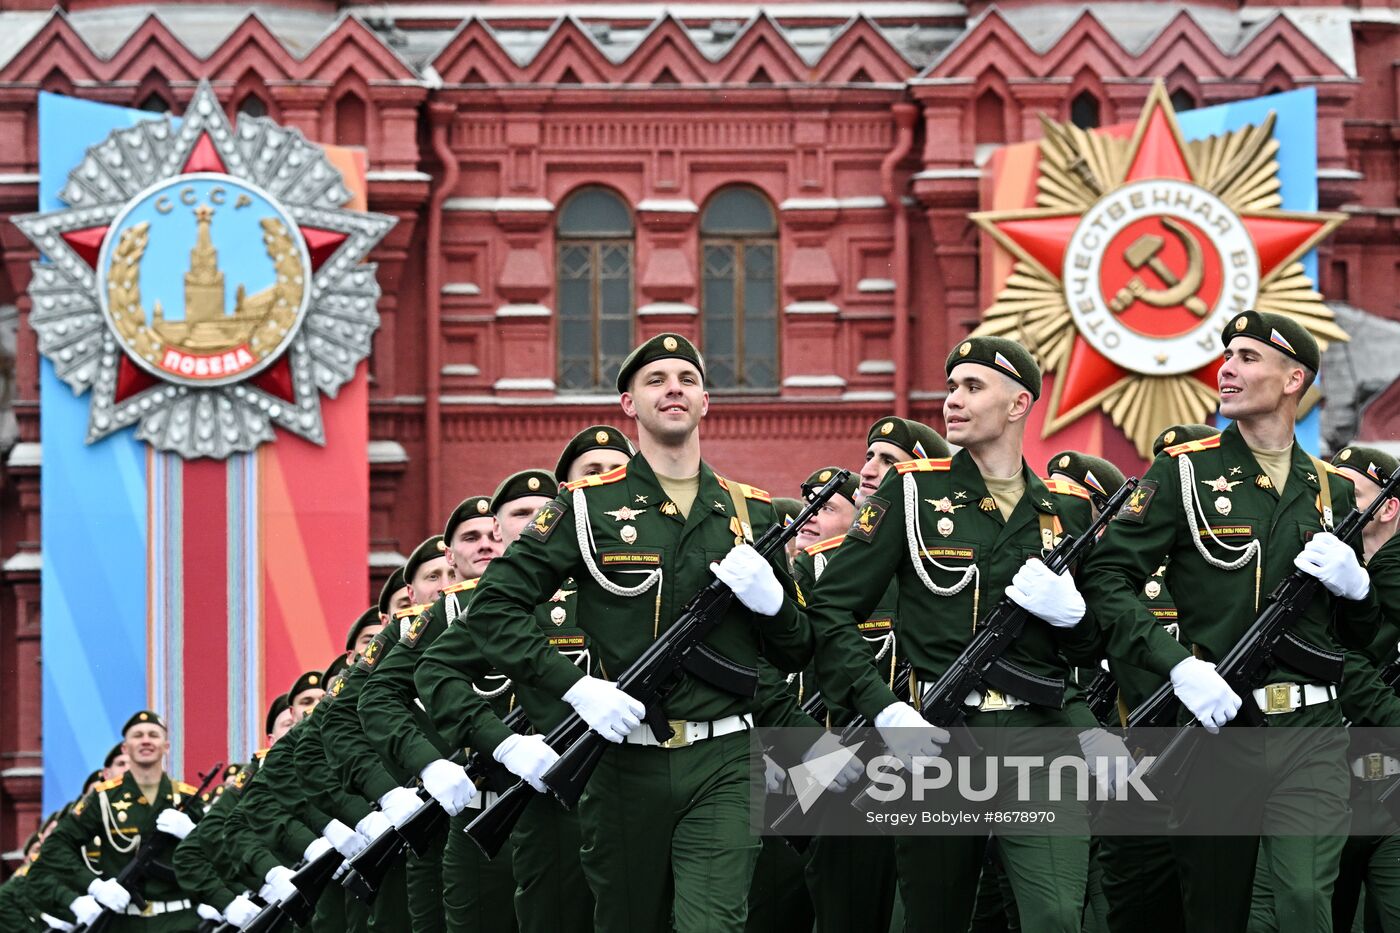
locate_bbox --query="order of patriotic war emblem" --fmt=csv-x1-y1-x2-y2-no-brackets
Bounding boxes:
13,80,396,458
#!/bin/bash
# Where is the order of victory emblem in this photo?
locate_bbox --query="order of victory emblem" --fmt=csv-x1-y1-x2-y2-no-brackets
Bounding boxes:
970,82,1345,455
13,80,395,458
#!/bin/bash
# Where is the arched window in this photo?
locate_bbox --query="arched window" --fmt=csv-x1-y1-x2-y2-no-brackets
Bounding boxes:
334,93,367,147
700,187,778,390
1169,88,1196,113
237,95,268,118
1070,91,1101,130
137,92,170,114
974,89,1006,145
557,187,634,391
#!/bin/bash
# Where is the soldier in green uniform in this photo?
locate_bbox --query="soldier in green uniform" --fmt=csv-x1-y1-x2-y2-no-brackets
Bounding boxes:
467,333,811,932
28,711,205,931
380,566,412,625
348,605,387,659
1081,311,1379,933
360,518,495,933
804,336,1102,933
771,497,806,569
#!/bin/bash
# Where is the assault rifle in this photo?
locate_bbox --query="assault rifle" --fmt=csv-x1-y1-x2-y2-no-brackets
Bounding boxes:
522,470,851,815
1082,667,1120,725
76,761,223,933
1131,465,1400,803
845,478,1139,812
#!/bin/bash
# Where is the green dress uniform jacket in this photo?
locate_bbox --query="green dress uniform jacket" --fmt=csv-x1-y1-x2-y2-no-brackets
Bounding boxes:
319,625,413,799
224,723,323,883
27,771,206,923
0,863,43,931
806,451,1100,722
296,689,375,831
172,761,261,912
468,455,812,719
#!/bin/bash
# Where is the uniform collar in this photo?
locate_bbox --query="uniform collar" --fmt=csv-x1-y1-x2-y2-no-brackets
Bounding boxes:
624,452,731,532
947,450,1055,517
1219,422,1320,495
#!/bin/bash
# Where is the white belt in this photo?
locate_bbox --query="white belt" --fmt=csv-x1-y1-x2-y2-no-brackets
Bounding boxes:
463,789,500,811
626,713,753,749
40,914,74,931
124,898,192,916
1352,753,1400,781
1250,683,1337,715
963,689,1028,712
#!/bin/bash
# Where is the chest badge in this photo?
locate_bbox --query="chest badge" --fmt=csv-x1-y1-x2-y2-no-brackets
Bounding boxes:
1255,475,1273,490
1214,496,1233,516
620,525,638,544
660,501,680,517
1202,475,1243,493
926,497,965,514
979,497,997,512
550,606,567,626
936,517,954,537
1145,580,1162,599
550,588,574,603
604,506,646,522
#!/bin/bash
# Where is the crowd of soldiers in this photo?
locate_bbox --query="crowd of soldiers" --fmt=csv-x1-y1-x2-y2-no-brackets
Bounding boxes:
2,311,1398,933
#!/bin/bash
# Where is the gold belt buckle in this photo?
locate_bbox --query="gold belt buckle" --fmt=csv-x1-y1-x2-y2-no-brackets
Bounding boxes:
142,902,155,917
660,719,692,749
1263,683,1295,715
979,689,1009,712
1365,753,1385,781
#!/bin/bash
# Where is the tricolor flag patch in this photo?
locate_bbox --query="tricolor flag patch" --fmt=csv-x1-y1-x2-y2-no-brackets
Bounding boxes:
1269,328,1296,354
912,440,928,459
994,351,1021,377
1082,468,1107,495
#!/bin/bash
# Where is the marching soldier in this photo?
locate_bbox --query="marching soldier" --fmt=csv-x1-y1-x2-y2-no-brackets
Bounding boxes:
380,566,411,625
28,711,205,931
348,606,386,659
467,333,811,932
804,337,1101,933
1081,311,1378,933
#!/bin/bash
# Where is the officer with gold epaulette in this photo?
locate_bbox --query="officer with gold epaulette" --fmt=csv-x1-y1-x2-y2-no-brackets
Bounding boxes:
467,334,811,932
27,711,205,931
1082,311,1379,933
805,336,1102,933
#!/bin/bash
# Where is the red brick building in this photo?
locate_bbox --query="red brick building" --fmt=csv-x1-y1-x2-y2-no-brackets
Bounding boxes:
0,0,1396,861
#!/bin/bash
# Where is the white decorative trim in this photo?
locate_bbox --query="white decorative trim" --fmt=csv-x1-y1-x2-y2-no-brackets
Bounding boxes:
368,440,409,465
1317,168,1363,180
444,197,555,212
2,552,40,573
636,302,698,316
441,282,481,296
0,174,38,185
857,360,895,375
857,278,896,293
370,550,408,569
367,170,433,182
6,441,39,468
784,301,839,315
441,364,481,377
637,198,699,213
779,196,886,211
0,767,43,778
842,390,896,401
782,375,847,389
496,304,552,318
912,168,981,181
494,377,556,391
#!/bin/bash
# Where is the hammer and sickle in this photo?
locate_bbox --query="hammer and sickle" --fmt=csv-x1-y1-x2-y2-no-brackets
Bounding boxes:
1109,217,1208,317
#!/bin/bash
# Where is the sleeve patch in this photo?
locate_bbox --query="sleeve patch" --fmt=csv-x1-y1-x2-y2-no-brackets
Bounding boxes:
1118,479,1158,524
356,633,390,672
522,500,568,542
400,611,430,649
846,495,890,542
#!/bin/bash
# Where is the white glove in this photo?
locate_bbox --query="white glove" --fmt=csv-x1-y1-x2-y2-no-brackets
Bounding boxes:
874,702,949,768
1078,728,1134,797
493,734,560,793
155,808,195,840
355,810,394,841
377,785,421,828
322,818,368,859
86,877,131,912
1170,657,1242,733
1295,532,1370,600
196,903,223,922
224,893,260,928
260,864,297,903
419,758,477,816
711,544,785,616
802,732,864,793
1006,558,1085,628
762,754,787,794
41,915,75,932
68,896,102,927
563,675,645,743
303,835,333,862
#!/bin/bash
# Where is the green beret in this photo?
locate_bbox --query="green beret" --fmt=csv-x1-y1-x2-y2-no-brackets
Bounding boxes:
344,606,380,652
1222,310,1320,373
324,653,351,684
443,495,495,545
403,535,446,586
946,336,1042,400
377,567,406,616
264,693,289,736
771,497,804,529
490,469,558,513
554,425,635,483
22,831,38,854
1151,424,1220,457
288,670,325,702
866,417,952,461
1332,445,1400,487
801,467,859,505
121,710,166,735
1046,451,1126,498
102,743,124,768
81,770,102,792
615,332,704,393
